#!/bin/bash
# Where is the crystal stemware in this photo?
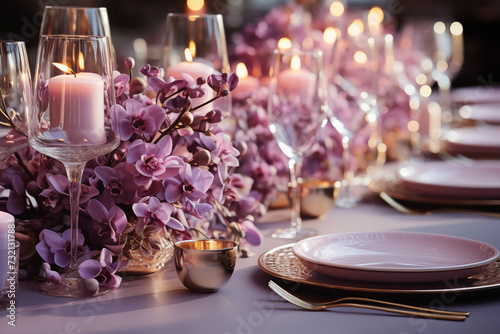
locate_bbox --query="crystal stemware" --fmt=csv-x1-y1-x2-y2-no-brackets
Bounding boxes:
160,13,230,115
267,49,327,239
328,29,381,208
30,35,119,297
0,41,31,160
40,6,115,67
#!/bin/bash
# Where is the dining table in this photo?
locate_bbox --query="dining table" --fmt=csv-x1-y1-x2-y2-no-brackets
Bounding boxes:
1,180,500,334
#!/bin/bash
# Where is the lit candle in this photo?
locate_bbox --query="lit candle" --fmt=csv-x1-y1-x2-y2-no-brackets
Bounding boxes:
278,55,317,101
166,48,216,113
232,63,260,101
49,64,105,144
0,211,15,288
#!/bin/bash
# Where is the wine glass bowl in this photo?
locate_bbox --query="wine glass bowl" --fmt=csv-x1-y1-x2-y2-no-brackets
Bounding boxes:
0,41,31,160
267,49,327,238
30,35,118,297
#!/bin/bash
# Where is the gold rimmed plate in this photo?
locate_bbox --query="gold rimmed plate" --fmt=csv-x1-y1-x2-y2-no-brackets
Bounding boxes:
258,244,500,296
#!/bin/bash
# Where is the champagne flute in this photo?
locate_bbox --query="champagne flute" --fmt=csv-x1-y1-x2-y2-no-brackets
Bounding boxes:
30,35,119,297
0,41,31,160
160,13,230,115
268,49,327,239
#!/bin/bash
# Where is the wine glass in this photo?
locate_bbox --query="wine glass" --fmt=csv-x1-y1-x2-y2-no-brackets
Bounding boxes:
0,41,31,160
30,35,119,297
267,49,327,239
40,6,115,67
328,29,381,208
160,13,230,115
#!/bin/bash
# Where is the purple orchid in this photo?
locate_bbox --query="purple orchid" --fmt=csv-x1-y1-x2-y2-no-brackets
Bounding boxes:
35,229,91,268
179,73,206,99
78,248,128,291
94,163,138,205
41,262,61,284
207,73,239,96
162,164,214,203
86,195,127,244
140,64,163,78
126,136,185,185
109,98,166,141
132,196,184,234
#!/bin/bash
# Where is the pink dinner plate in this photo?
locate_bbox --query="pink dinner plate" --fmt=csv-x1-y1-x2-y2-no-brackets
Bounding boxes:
443,126,500,156
292,232,500,283
397,160,500,198
451,86,500,105
459,104,500,124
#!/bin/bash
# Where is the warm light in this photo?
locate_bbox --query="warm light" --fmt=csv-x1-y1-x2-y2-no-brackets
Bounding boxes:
330,1,344,17
290,55,301,71
53,62,75,76
189,41,196,58
436,60,448,72
78,52,85,71
416,73,427,85
236,62,248,79
368,7,384,24
184,48,193,62
420,84,432,98
433,21,446,34
421,58,433,72
450,21,463,35
187,0,204,11
347,19,364,37
278,37,292,50
323,27,337,45
353,51,367,64
407,120,419,132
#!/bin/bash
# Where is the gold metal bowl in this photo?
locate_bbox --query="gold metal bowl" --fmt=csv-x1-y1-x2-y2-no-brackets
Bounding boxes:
174,239,238,292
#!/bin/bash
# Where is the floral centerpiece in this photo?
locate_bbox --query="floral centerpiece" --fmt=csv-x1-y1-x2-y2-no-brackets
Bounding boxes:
0,57,263,294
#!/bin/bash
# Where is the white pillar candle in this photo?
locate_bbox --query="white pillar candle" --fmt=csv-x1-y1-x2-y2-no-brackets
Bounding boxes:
49,72,105,144
166,49,216,114
232,63,260,101
277,55,316,101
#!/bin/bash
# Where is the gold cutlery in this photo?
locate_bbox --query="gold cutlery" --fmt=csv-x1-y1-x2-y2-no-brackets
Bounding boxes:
268,280,469,321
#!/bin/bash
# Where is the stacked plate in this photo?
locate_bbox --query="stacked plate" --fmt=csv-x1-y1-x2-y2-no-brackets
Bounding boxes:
442,126,500,157
291,232,499,283
451,86,500,105
459,104,500,124
396,160,500,199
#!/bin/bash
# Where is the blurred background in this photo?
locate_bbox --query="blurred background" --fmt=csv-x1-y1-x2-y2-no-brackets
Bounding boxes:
1,0,499,87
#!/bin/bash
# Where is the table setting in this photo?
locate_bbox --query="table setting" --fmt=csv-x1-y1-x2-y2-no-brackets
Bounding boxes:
1,1,500,333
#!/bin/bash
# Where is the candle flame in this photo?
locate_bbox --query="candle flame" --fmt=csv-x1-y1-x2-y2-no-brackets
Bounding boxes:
236,63,248,79
189,41,196,58
53,63,76,76
329,1,344,17
290,55,301,71
78,52,85,71
323,27,337,45
187,0,204,11
184,48,193,62
368,6,384,24
347,19,364,37
277,37,292,50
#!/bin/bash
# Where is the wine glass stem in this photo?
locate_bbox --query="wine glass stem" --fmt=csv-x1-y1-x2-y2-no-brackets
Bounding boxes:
65,162,85,271
289,157,303,232
339,136,355,207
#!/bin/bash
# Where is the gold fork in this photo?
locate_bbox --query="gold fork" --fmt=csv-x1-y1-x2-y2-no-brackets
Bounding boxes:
268,281,469,321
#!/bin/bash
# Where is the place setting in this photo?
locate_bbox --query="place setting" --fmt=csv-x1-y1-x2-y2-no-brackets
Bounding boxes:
2,1,500,333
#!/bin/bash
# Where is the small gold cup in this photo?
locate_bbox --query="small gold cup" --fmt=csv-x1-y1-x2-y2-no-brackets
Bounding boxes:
174,239,238,292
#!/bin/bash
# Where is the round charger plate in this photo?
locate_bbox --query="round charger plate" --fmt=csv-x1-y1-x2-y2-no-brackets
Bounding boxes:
443,127,500,156
258,244,500,295
291,232,499,283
